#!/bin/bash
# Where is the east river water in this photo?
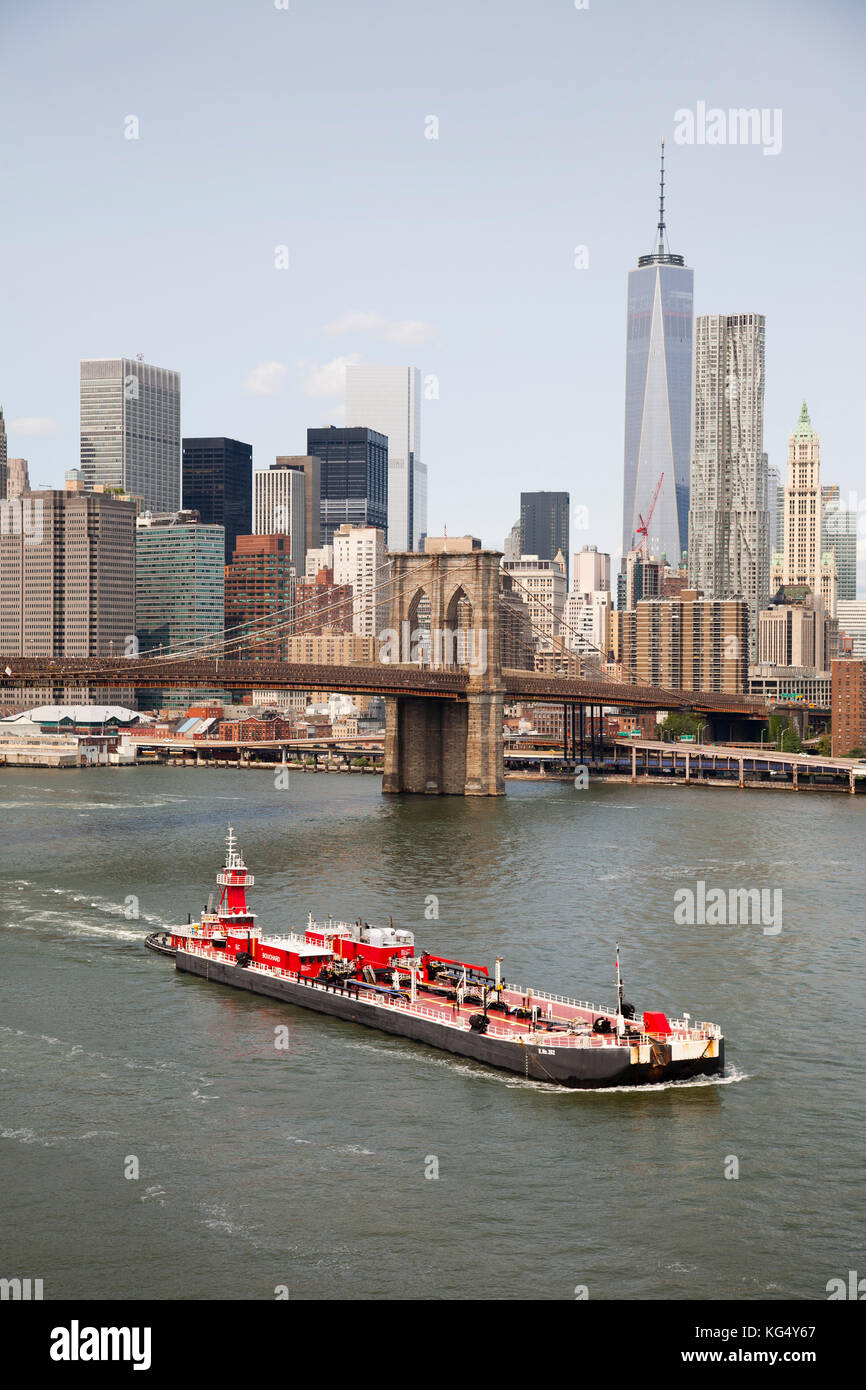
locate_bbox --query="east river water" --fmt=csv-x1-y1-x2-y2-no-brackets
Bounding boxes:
0,767,862,1300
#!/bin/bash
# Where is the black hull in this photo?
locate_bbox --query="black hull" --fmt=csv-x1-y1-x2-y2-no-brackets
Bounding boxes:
175,950,725,1089
145,932,177,957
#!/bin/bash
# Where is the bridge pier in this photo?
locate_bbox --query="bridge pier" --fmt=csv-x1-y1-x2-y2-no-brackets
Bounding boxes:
383,688,504,796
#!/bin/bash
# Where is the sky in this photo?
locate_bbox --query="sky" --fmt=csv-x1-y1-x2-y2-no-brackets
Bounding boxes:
2,0,865,583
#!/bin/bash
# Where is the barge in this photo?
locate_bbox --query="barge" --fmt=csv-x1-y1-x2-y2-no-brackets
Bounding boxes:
152,828,725,1090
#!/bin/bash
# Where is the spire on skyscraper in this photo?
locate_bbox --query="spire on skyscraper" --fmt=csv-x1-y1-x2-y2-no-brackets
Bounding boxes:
657,138,666,256
794,400,813,440
639,140,683,269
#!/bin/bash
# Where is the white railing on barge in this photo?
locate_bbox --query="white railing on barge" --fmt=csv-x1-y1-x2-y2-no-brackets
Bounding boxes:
502,983,617,1016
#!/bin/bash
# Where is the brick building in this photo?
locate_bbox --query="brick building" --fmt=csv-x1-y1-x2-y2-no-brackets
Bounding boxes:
294,566,353,635
217,717,296,742
225,534,296,660
831,659,866,756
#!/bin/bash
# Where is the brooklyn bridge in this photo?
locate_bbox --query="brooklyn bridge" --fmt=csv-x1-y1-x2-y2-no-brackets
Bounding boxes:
0,549,765,795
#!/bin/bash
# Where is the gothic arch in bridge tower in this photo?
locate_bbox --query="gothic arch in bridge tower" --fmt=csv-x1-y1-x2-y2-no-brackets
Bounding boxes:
441,585,473,669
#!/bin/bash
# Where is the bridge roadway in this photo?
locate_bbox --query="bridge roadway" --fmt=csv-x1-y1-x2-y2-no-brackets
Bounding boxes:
0,656,766,718
505,738,865,792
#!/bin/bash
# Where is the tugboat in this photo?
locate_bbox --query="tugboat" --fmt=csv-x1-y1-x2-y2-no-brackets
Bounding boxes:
151,829,725,1089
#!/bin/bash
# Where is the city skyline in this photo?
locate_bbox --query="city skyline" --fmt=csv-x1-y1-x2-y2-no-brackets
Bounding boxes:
3,0,865,587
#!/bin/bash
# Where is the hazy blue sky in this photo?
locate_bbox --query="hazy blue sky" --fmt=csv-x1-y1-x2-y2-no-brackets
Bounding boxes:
2,0,864,575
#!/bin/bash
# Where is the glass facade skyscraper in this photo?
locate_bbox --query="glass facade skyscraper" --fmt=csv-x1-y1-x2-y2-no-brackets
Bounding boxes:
622,148,693,564
306,426,388,546
345,365,425,549
182,437,252,564
520,491,570,583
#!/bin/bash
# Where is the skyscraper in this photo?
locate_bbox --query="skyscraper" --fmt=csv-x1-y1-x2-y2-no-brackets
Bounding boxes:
345,365,425,549
6,459,30,499
767,464,782,560
574,544,611,594
520,492,570,583
500,554,567,645
771,404,837,616
182,437,253,564
80,357,181,512
332,524,387,637
688,313,770,655
622,144,694,563
0,485,135,657
306,426,388,546
135,511,225,658
253,464,307,577
823,485,857,602
224,534,296,660
0,407,7,500
274,455,321,554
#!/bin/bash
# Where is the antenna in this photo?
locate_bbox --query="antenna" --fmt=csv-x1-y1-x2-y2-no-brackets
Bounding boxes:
657,138,666,255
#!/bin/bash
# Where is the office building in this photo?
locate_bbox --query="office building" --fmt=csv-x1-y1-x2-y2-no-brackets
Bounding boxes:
182,437,252,564
520,492,570,583
612,590,748,694
574,545,610,594
500,553,567,645
499,572,536,670
274,455,322,555
224,534,297,661
306,426,388,546
622,144,694,563
305,544,334,578
687,313,769,656
345,365,425,549
561,590,611,659
838,600,866,659
135,511,224,658
749,667,831,705
253,463,306,576
80,357,181,512
0,407,6,499
332,524,387,638
758,591,836,671
0,485,136,658
503,521,521,563
823,486,857,601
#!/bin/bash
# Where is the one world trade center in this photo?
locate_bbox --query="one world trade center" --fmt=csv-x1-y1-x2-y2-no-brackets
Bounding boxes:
621,144,694,565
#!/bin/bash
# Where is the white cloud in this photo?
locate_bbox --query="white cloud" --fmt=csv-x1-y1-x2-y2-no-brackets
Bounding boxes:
302,354,361,398
323,311,436,346
10,416,57,436
242,361,288,397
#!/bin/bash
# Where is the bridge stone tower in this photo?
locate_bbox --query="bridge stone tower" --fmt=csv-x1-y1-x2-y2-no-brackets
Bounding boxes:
382,548,505,795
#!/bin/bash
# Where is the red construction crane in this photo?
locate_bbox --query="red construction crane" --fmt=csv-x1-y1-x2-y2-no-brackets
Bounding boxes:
635,472,664,557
